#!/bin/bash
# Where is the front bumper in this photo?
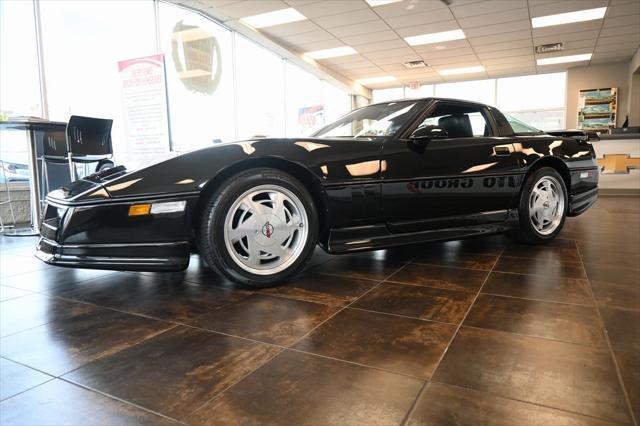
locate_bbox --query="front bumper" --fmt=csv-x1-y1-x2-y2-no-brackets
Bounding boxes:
568,187,598,216
36,238,190,271
36,195,196,272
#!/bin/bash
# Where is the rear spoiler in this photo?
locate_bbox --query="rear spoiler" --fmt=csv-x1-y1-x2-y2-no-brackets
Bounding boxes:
546,130,600,142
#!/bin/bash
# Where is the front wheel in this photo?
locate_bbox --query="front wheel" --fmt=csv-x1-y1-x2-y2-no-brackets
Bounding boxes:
197,168,318,287
514,167,568,244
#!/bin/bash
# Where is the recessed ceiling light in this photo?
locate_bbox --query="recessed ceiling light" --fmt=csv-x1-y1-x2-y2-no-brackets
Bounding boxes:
305,46,357,59
240,8,306,29
438,65,485,76
532,7,607,28
537,53,592,65
356,76,397,85
404,29,466,46
365,0,403,6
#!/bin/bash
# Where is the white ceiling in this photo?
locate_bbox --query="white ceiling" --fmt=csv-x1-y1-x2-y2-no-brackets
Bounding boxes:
169,0,640,89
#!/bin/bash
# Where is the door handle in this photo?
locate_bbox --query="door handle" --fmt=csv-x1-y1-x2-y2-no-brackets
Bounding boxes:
493,145,513,156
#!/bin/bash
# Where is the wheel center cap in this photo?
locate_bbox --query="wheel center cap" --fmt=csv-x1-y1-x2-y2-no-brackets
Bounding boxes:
543,200,550,209
262,221,275,238
255,215,282,246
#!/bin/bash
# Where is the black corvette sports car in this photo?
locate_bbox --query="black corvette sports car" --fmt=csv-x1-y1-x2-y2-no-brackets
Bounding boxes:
36,98,598,286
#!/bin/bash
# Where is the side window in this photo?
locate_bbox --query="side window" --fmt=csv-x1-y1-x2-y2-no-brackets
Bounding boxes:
416,104,493,139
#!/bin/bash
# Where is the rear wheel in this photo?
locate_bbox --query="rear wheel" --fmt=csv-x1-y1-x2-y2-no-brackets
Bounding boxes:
197,168,318,287
514,167,567,244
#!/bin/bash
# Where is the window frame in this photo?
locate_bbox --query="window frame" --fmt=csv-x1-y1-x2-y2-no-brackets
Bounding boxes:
401,100,498,140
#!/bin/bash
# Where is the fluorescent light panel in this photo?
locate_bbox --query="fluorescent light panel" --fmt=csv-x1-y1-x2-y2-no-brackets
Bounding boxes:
537,53,592,65
305,46,357,59
438,65,485,76
366,0,403,6
405,29,465,46
532,7,607,28
240,8,306,29
356,76,397,85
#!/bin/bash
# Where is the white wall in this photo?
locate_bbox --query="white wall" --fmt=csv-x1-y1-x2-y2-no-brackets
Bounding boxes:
565,62,631,129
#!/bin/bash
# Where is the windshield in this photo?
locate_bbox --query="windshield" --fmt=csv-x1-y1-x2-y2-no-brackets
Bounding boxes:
312,100,423,138
505,114,542,134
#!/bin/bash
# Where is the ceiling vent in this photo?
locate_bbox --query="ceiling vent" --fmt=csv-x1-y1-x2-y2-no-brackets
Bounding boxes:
535,42,565,54
403,60,427,69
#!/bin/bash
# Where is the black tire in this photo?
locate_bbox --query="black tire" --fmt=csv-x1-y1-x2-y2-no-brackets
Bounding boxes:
513,167,568,244
197,168,318,288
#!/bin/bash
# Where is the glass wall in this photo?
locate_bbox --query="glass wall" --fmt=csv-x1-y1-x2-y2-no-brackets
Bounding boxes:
435,79,495,106
235,35,285,140
497,73,566,131
1,0,352,169
0,0,42,118
158,1,235,151
39,0,157,166
372,72,567,130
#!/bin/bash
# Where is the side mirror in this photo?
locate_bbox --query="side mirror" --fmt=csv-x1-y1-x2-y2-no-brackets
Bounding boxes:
410,125,448,140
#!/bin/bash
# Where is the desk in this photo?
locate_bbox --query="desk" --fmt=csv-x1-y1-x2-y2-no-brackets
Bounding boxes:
0,119,67,235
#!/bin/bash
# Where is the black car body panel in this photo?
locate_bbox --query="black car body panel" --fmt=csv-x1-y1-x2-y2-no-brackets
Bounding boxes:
36,98,599,271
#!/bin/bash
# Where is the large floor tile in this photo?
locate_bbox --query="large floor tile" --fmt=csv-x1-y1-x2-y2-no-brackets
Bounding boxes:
432,327,630,424
64,326,280,420
0,285,32,302
190,293,336,346
388,263,488,293
577,240,640,256
1,267,115,292
599,307,639,355
0,358,52,401
0,379,177,425
412,251,497,271
294,308,456,379
0,294,93,338
407,382,616,426
493,256,586,279
615,349,640,423
261,272,376,306
482,271,593,305
315,256,405,281
1,307,173,376
138,254,238,288
420,235,507,256
503,239,580,263
464,294,605,347
584,263,640,287
185,350,422,426
55,272,249,324
352,281,475,324
0,253,52,279
580,250,640,270
591,279,640,311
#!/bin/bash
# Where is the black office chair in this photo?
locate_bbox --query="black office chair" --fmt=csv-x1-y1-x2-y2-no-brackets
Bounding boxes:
41,128,71,197
41,116,114,196
65,115,114,180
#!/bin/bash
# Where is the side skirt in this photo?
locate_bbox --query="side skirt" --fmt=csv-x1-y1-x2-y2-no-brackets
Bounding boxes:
321,210,518,254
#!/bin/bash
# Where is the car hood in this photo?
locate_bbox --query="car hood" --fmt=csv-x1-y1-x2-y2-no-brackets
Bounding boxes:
46,136,382,203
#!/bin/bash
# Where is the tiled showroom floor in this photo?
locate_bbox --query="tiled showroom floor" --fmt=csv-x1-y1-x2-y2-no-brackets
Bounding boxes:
0,196,638,425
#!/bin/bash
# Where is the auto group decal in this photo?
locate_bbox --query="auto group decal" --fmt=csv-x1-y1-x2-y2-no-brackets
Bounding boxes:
406,175,520,194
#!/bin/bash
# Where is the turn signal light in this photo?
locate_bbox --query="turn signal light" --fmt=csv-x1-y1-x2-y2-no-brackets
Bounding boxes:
128,204,151,216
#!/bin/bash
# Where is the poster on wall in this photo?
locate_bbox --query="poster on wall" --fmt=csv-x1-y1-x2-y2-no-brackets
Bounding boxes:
118,54,171,167
298,105,325,133
577,87,617,132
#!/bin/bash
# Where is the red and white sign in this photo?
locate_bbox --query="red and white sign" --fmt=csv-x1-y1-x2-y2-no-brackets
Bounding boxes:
118,54,171,167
